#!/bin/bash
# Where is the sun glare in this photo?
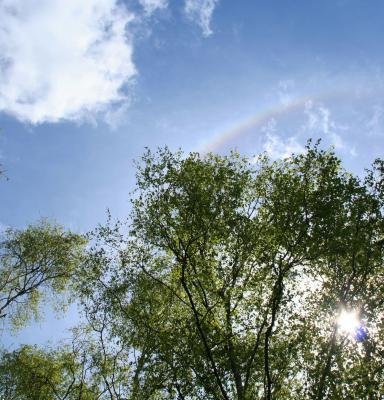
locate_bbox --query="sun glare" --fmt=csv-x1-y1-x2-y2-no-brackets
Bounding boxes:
337,309,364,339
337,310,359,334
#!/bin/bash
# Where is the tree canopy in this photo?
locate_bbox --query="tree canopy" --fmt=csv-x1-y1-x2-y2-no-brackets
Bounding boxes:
0,220,86,328
1,143,384,399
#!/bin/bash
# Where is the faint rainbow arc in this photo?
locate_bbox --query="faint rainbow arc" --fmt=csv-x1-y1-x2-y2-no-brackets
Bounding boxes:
197,89,353,154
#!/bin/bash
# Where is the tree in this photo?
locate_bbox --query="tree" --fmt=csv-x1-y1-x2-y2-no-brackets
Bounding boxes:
75,144,384,399
0,343,104,400
2,143,384,399
0,220,86,328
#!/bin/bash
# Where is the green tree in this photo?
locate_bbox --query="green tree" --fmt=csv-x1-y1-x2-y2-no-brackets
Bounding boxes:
0,220,86,328
0,326,133,400
3,144,384,399
75,144,384,399
0,344,104,400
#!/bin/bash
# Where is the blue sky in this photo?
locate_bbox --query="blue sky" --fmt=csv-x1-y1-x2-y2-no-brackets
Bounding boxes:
1,0,384,345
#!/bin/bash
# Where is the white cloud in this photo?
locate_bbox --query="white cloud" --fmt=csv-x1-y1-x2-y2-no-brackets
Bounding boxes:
104,101,131,130
261,117,277,136
0,0,136,124
184,0,219,37
304,101,334,135
138,0,168,15
303,101,355,155
262,127,305,159
260,117,304,159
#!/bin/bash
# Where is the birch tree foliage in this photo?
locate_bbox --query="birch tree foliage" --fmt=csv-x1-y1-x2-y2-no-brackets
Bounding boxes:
0,221,86,328
75,144,384,399
0,343,104,400
1,143,384,399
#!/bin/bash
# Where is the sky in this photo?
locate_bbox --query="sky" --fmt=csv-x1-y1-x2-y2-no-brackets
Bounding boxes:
1,0,384,346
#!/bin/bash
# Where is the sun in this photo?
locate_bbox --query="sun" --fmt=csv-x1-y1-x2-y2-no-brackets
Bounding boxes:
337,309,360,336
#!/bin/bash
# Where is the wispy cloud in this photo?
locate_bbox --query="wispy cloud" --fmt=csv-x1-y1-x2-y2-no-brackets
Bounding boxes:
277,79,295,106
366,104,384,136
0,0,136,124
138,0,168,16
263,134,305,159
303,100,355,155
184,0,219,37
261,118,305,159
